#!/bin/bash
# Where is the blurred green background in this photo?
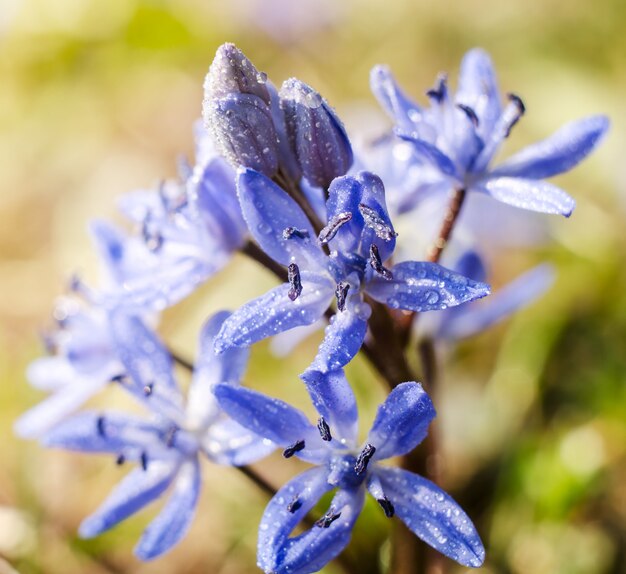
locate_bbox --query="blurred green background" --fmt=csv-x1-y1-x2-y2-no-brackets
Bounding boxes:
1,0,625,572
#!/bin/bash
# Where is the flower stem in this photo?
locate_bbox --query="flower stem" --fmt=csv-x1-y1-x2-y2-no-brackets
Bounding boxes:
426,188,467,264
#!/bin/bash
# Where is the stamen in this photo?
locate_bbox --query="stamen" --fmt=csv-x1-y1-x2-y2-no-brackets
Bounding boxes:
140,451,149,471
96,416,106,438
317,417,332,441
377,496,395,518
287,495,302,513
141,216,163,252
143,382,154,396
456,103,479,127
287,263,303,301
282,227,310,240
358,204,397,242
504,93,526,137
115,453,126,466
110,373,130,385
426,73,448,103
315,507,342,528
318,212,352,244
369,244,393,280
282,439,305,458
354,443,376,475
164,426,178,448
334,282,350,312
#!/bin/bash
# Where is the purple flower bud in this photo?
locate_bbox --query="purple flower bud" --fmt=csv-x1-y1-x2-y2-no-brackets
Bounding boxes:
279,78,353,189
203,44,279,177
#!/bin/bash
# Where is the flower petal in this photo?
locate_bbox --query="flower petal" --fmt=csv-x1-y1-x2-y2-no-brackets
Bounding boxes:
324,175,365,253
366,261,490,313
79,461,178,538
299,369,358,447
214,272,333,352
310,309,367,373
492,115,609,179
212,383,324,463
259,468,364,574
436,263,554,340
357,171,397,261
377,467,485,567
367,382,435,460
370,65,421,133
456,48,501,139
476,176,575,216
26,356,82,392
202,417,276,465
237,168,325,270
396,132,459,178
134,459,201,560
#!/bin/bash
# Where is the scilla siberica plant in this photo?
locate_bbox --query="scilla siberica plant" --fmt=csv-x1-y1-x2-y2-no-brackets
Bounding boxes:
17,43,608,573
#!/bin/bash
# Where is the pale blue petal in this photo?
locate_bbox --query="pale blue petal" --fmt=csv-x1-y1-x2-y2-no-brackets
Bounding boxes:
396,133,459,178
134,459,201,560
367,382,435,460
237,168,326,271
89,219,127,285
26,357,80,392
324,175,365,253
453,250,487,284
437,264,554,340
492,115,609,179
377,467,485,567
272,487,365,574
214,272,334,352
310,309,367,373
79,461,178,538
187,311,250,430
366,261,490,312
212,383,324,463
357,171,397,261
477,176,575,216
370,65,421,133
258,467,334,574
456,48,501,138
299,369,358,447
203,417,276,466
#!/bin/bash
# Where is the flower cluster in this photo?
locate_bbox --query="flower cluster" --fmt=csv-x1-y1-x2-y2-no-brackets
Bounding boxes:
17,43,607,573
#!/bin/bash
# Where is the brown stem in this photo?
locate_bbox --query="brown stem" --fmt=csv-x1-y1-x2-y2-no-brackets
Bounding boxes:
426,188,467,265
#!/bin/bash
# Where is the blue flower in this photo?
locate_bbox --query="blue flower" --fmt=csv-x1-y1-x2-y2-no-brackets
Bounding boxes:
370,48,609,217
38,311,274,560
419,250,555,341
91,125,246,312
214,369,485,573
214,168,490,371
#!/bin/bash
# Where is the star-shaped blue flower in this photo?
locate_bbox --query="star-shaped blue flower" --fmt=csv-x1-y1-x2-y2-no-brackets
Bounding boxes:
40,311,274,560
370,48,609,217
214,368,485,573
214,168,490,371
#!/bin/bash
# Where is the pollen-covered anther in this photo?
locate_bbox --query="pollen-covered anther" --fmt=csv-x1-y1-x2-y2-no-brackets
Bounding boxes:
141,217,164,253
282,439,305,458
140,451,149,471
315,507,342,528
96,416,106,438
282,227,310,240
456,103,480,127
287,263,303,301
287,495,302,513
504,92,526,137
318,212,352,244
115,453,126,466
334,282,350,312
426,73,448,103
358,204,397,241
317,416,332,441
354,443,376,475
377,496,395,518
369,244,393,280
143,383,154,396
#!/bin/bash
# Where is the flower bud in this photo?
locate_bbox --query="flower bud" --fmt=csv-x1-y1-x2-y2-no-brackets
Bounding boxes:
203,43,279,177
279,78,353,189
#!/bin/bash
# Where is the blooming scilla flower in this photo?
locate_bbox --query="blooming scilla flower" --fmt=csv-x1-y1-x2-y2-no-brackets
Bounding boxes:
214,368,485,573
213,168,490,372
370,48,609,217
37,311,274,559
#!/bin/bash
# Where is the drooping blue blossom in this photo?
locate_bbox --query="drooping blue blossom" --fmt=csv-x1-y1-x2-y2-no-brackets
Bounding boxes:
41,311,274,560
214,369,485,573
90,126,246,312
213,168,490,372
417,250,555,341
370,48,609,217
15,295,124,439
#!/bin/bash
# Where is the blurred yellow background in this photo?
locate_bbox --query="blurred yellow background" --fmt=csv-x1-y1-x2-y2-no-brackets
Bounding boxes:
1,0,625,573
